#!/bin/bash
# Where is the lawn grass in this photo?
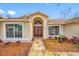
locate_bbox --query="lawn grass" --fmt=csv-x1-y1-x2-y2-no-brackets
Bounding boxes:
0,42,32,56
43,39,79,52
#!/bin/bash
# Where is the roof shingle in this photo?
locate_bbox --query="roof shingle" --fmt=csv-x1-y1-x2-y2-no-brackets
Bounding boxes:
48,19,66,25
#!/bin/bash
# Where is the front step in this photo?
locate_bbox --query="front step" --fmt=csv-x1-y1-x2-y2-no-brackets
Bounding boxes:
32,37,43,41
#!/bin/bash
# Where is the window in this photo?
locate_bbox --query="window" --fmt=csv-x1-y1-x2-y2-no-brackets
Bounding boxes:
34,21,42,24
6,24,22,38
6,24,14,38
49,26,59,35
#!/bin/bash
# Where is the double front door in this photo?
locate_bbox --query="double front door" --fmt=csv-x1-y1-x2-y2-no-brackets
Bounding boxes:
34,26,43,37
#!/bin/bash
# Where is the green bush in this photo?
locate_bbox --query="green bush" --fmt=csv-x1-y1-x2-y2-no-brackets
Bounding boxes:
58,34,65,38
73,44,79,48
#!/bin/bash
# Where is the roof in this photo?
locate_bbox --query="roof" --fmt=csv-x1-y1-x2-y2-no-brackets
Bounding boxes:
48,17,79,25
0,12,79,24
48,19,66,25
66,17,79,24
0,18,29,22
28,12,48,17
20,12,48,18
0,16,6,19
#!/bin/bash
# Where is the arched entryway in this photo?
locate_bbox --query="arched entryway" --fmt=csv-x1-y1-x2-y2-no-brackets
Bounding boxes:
33,17,43,38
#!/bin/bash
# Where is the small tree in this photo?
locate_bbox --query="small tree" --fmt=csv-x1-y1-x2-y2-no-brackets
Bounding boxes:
73,11,79,18
60,8,72,19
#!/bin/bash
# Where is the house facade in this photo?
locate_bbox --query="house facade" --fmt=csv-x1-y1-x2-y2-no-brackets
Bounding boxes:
0,12,79,42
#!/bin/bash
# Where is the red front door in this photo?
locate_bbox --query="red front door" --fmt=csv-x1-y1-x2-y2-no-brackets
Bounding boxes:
34,26,43,37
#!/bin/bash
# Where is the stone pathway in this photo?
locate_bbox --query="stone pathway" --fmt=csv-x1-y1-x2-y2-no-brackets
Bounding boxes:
28,39,52,56
28,39,79,56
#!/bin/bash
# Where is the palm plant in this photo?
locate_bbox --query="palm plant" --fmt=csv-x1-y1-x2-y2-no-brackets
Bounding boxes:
58,34,65,43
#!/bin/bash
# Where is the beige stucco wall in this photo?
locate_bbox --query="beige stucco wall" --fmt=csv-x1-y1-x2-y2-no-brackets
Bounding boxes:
0,19,79,41
28,13,48,39
48,24,64,36
0,22,3,40
63,23,79,39
1,22,31,42
0,13,49,41
1,13,79,41
23,22,31,41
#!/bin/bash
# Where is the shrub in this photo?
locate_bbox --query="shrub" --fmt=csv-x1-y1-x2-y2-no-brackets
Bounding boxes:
16,41,21,43
0,40,3,43
54,36,58,39
48,35,56,39
71,36,79,44
4,41,11,45
73,44,79,48
58,34,65,43
48,35,52,38
31,37,35,41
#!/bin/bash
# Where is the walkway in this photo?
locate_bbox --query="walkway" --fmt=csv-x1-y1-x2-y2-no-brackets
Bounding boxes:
28,38,52,56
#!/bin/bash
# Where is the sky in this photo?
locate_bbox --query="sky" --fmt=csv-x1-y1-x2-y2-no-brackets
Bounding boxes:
0,3,79,19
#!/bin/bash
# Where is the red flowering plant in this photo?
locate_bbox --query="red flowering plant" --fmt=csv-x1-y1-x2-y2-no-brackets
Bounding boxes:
4,41,11,45
71,36,79,44
16,41,21,43
0,40,3,43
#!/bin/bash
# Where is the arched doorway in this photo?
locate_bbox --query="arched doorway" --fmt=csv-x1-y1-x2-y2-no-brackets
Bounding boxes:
33,18,43,38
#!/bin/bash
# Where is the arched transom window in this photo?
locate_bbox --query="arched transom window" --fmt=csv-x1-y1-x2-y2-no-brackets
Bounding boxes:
34,21,42,25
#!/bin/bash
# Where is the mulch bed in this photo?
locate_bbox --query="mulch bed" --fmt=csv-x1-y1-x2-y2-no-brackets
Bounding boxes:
0,42,32,56
43,39,79,52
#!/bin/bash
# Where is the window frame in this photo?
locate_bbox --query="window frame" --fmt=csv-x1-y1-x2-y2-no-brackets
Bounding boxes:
6,24,15,38
49,26,60,35
3,22,24,39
